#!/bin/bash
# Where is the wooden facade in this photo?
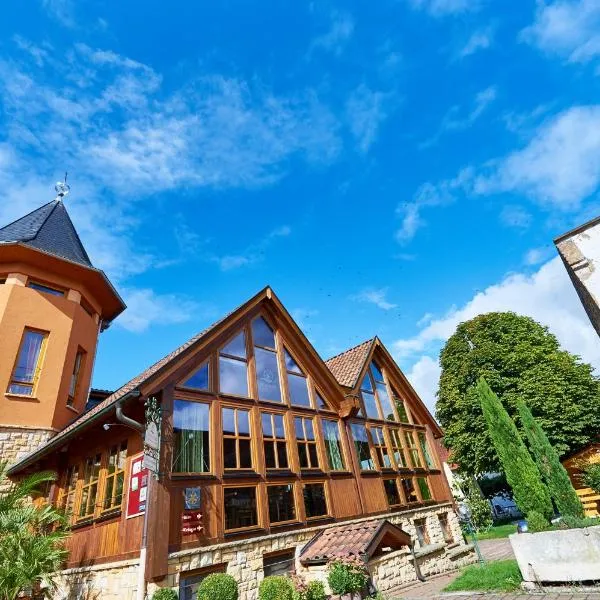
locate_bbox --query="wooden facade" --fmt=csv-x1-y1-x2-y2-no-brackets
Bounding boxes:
562,443,600,518
13,288,453,578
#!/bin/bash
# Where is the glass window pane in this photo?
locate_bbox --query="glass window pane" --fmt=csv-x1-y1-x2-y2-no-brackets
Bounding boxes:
173,400,210,473
238,409,250,435
360,374,374,392
224,487,257,530
264,442,276,468
219,356,248,397
239,439,252,468
303,483,327,518
376,383,396,421
288,373,310,406
223,438,237,469
221,331,247,358
182,362,209,390
417,477,432,500
268,485,296,523
304,419,314,440
323,420,345,471
8,383,33,395
370,362,384,382
255,347,282,402
419,432,435,468
402,478,418,503
315,392,329,410
298,445,309,469
395,398,409,422
261,413,273,437
308,445,319,468
384,479,401,506
361,391,380,419
277,444,288,469
13,331,45,383
274,415,285,439
284,348,302,374
294,417,304,439
351,424,375,470
252,317,276,349
222,408,236,436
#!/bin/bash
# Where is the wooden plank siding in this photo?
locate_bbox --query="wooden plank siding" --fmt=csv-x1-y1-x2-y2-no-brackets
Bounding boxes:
35,296,452,572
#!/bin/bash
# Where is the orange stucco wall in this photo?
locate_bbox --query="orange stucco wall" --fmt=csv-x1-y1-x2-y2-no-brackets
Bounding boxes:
0,271,100,432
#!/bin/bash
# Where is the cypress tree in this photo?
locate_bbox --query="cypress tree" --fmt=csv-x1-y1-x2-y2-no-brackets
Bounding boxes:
476,377,553,520
517,399,583,518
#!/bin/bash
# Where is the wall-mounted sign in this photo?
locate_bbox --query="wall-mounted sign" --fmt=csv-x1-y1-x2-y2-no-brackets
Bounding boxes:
143,397,161,477
184,487,201,510
126,452,148,518
181,487,203,535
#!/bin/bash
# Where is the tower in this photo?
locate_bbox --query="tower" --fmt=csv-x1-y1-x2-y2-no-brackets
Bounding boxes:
0,185,125,467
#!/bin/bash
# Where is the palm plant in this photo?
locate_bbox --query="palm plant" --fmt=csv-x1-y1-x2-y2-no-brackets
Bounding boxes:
0,462,70,600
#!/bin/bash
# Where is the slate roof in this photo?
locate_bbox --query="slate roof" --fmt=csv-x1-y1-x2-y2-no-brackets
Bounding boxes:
300,519,411,564
0,200,92,267
324,338,375,388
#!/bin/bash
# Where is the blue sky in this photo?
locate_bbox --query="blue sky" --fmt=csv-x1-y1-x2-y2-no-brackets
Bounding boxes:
1,0,600,412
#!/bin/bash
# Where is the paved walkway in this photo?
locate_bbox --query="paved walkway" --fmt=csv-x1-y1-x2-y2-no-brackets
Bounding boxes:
477,539,514,562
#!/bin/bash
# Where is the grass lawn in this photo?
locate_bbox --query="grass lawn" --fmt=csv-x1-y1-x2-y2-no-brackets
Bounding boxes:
444,560,522,593
475,523,517,540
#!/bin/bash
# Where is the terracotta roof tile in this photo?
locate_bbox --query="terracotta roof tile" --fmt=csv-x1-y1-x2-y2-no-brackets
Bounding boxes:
324,338,375,388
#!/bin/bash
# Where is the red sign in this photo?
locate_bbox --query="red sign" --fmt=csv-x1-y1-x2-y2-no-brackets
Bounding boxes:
181,510,203,535
126,452,148,518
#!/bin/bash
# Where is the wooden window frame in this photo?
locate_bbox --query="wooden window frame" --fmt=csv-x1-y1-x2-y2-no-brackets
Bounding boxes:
383,477,403,508
101,440,128,513
261,411,289,471
418,431,436,469
223,484,260,533
266,482,298,526
284,347,313,408
404,430,423,469
438,513,454,544
401,476,419,504
302,480,330,521
416,476,433,501
57,464,79,521
222,406,254,471
7,328,49,397
350,422,376,472
67,347,86,407
388,427,408,469
218,330,250,399
321,418,347,472
172,398,212,475
414,517,430,547
77,452,102,521
294,415,320,470
370,426,393,469
251,316,285,404
179,361,210,392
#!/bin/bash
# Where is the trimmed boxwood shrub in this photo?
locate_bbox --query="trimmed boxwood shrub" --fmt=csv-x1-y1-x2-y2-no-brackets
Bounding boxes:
327,558,368,595
258,576,294,600
153,589,178,600
197,573,238,600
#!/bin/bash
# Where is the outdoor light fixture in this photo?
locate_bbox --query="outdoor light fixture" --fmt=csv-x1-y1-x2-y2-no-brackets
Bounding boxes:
457,501,485,565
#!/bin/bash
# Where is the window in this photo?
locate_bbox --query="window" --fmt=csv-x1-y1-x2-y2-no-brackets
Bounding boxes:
263,550,295,577
57,464,78,516
404,431,422,468
262,412,288,470
322,419,345,471
393,391,411,423
401,477,418,503
27,281,65,296
371,427,392,469
315,390,330,410
7,329,48,396
295,417,319,469
389,428,407,468
224,486,258,531
67,348,86,407
303,483,328,519
438,513,454,543
284,349,311,407
418,432,435,468
78,453,101,519
360,362,397,421
102,441,127,512
223,407,252,469
350,423,375,470
180,565,226,600
181,362,209,391
173,400,210,473
414,518,430,547
417,477,432,501
360,373,379,419
219,331,249,397
253,317,283,402
267,484,296,524
384,478,401,508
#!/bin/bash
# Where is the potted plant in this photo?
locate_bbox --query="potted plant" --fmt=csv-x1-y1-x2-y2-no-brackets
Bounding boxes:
326,556,368,600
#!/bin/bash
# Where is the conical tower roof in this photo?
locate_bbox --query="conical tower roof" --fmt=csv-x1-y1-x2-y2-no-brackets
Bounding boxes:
0,199,92,267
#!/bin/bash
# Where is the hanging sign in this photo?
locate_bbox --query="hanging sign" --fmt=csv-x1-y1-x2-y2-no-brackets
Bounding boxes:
181,487,203,535
126,452,148,518
143,397,161,476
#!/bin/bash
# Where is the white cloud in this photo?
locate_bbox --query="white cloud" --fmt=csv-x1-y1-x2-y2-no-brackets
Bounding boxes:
346,85,389,153
477,105,600,208
398,257,600,409
499,205,533,229
41,0,75,27
405,356,441,414
524,246,553,265
458,28,494,59
351,288,398,310
310,11,354,56
116,288,212,333
408,0,479,17
522,0,600,66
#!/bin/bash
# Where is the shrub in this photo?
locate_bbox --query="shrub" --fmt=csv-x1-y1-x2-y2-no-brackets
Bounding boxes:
327,557,368,595
559,515,600,529
153,589,178,600
258,576,294,600
456,476,493,532
577,460,600,494
290,576,326,600
526,511,550,533
197,573,238,600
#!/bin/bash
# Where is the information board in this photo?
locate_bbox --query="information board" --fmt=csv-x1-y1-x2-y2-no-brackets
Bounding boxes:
126,452,148,518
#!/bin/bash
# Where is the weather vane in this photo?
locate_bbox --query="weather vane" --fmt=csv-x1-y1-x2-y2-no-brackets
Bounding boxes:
54,172,70,201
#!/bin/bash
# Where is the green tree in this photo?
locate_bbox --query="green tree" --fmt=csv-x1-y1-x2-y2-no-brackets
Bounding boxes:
517,399,583,518
436,312,600,475
477,378,553,520
0,463,69,600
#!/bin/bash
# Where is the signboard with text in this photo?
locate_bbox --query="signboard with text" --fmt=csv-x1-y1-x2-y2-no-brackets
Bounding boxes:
181,487,203,535
126,452,148,518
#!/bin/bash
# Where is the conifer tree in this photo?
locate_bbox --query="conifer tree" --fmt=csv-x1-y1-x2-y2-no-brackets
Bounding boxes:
517,399,583,518
476,377,553,520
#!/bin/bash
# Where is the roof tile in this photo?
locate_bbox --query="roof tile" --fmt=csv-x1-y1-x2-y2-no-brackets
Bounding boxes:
324,338,374,388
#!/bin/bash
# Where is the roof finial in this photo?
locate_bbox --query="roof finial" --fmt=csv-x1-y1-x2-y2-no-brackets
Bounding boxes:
54,172,70,201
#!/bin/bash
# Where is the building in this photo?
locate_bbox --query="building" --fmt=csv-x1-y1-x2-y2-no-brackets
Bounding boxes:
555,216,600,337
2,193,473,599
562,442,600,518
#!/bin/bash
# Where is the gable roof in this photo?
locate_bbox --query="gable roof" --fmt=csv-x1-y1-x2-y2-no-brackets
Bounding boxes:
300,518,411,564
325,338,375,388
0,200,92,267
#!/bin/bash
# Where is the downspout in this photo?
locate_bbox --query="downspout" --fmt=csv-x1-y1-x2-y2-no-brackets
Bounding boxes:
114,391,148,600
